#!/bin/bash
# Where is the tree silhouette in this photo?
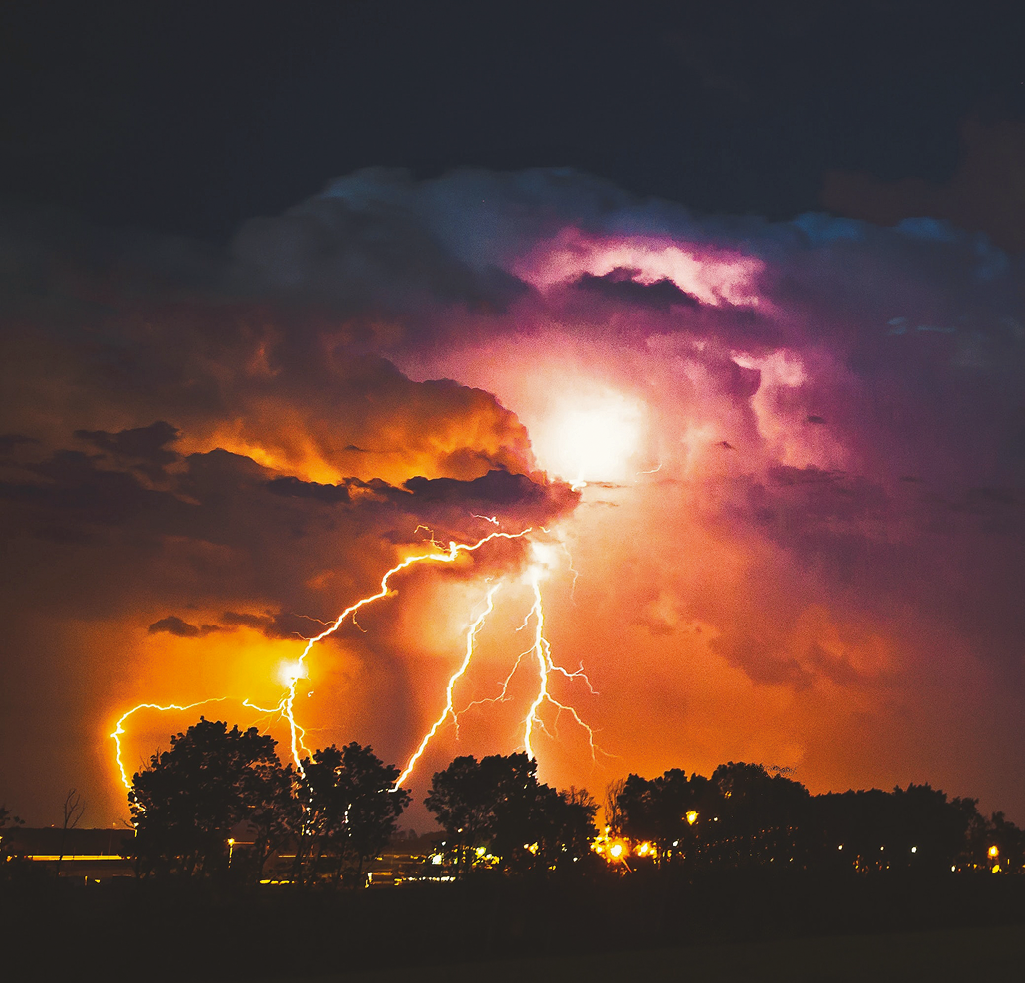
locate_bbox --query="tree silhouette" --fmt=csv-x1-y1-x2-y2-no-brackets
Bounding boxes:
294,742,409,886
710,762,810,867
426,753,597,875
604,777,626,835
56,787,85,878
515,784,597,873
425,753,510,876
128,717,292,878
618,769,716,866
0,804,25,877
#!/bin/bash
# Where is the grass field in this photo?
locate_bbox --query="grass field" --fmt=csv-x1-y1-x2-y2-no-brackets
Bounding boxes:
282,923,1025,983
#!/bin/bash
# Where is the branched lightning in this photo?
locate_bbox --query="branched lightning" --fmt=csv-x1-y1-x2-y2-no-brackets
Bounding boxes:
112,524,607,801
395,583,501,787
111,698,230,790
277,529,533,775
521,570,601,762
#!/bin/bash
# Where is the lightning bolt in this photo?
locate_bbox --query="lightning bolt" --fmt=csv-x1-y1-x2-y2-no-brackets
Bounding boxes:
522,569,601,762
111,698,230,790
111,525,606,802
277,529,532,775
395,582,501,787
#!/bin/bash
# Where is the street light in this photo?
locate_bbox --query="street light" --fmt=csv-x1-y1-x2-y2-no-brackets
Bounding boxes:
227,837,235,868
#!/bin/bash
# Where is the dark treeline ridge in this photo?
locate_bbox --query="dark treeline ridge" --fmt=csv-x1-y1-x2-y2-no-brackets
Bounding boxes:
2,717,1023,883
2,718,1025,980
606,763,1024,876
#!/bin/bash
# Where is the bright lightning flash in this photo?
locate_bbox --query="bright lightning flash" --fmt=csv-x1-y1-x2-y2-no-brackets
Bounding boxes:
112,526,603,799
530,390,644,487
395,583,501,786
521,544,599,761
110,698,230,791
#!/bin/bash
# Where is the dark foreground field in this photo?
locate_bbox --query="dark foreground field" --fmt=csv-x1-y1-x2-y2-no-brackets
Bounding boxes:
3,870,1023,981
331,924,1025,983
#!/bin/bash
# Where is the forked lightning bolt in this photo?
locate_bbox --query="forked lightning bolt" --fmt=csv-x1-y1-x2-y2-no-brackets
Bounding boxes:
395,583,501,787
111,525,603,797
522,568,600,761
111,698,230,791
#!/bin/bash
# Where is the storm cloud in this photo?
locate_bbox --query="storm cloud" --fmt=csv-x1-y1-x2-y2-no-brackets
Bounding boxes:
2,167,1023,827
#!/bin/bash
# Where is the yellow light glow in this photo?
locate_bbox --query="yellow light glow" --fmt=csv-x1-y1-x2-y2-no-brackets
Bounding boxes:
609,843,624,859
276,659,307,688
529,540,561,570
532,390,645,484
988,845,999,858
686,810,698,825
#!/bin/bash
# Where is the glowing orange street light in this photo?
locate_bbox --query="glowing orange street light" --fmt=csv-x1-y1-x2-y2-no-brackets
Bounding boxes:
227,837,235,868
685,811,698,825
987,845,999,859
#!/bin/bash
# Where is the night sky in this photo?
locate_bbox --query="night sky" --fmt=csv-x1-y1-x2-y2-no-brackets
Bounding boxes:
2,1,1025,829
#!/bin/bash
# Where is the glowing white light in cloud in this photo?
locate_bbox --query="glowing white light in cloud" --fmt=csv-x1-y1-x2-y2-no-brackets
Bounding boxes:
531,390,646,485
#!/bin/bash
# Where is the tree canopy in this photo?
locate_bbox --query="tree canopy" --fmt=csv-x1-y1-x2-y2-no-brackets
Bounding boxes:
294,742,410,885
425,752,597,875
126,719,410,885
128,717,292,878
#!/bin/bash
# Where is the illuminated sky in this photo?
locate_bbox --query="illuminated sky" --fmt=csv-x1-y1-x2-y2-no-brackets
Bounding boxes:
2,4,1024,827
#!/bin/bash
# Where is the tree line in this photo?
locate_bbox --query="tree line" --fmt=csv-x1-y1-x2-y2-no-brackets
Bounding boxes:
606,763,1024,875
38,717,1019,885
119,717,597,884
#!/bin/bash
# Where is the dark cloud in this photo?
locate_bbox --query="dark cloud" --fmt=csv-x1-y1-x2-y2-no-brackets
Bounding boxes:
220,610,335,641
823,120,1025,252
266,476,353,504
3,164,1025,825
0,449,176,529
148,616,221,638
74,421,180,467
0,434,40,456
402,470,577,516
571,269,700,310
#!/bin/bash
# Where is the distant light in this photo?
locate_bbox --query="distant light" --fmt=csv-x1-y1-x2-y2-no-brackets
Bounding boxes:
610,843,624,859
911,846,917,854
988,845,999,858
838,844,843,851
533,392,645,484
276,659,307,688
686,810,698,825
951,866,956,872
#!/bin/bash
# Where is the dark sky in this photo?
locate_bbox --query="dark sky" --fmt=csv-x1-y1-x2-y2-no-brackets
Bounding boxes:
3,1,1025,828
4,1,1024,241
